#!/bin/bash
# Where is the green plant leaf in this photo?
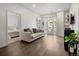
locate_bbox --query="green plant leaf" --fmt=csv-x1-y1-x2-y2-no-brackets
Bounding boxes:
64,36,70,42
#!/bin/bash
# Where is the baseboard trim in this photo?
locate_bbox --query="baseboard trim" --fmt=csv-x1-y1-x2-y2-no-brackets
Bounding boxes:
56,35,64,38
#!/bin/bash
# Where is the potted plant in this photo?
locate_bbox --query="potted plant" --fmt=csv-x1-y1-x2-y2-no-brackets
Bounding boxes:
68,33,77,55
64,32,77,51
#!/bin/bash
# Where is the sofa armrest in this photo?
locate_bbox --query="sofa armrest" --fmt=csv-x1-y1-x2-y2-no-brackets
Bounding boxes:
20,32,32,41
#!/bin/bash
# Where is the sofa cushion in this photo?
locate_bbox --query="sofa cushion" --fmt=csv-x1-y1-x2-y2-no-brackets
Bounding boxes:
38,29,44,32
32,28,44,33
31,33,43,38
30,28,33,33
32,28,37,33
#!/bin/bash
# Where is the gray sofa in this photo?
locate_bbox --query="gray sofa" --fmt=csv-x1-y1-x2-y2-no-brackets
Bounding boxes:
20,28,45,42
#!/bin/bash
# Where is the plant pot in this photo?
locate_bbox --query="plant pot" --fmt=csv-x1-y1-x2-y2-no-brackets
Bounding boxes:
69,47,74,53
68,47,74,56
68,43,74,55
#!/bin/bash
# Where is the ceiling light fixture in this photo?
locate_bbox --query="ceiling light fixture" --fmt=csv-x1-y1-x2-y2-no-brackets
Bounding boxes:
32,4,36,7
58,9,62,11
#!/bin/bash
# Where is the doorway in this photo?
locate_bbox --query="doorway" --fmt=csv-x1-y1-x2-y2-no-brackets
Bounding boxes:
7,10,21,44
47,16,57,35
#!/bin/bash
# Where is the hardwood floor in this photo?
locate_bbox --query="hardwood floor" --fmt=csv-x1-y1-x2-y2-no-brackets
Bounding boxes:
0,35,68,56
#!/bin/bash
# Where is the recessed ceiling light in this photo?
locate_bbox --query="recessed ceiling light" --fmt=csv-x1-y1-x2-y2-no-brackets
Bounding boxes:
32,4,36,7
58,9,62,11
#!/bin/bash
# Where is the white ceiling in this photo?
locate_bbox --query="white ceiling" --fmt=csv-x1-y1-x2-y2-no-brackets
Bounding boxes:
20,3,72,15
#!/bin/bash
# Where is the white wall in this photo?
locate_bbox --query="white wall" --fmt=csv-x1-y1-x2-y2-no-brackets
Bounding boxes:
0,3,38,48
56,11,64,37
2,4,38,28
0,5,7,47
69,3,79,38
69,3,79,32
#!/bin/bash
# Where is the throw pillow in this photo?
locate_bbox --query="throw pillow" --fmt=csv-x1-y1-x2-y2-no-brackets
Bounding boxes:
24,28,32,33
